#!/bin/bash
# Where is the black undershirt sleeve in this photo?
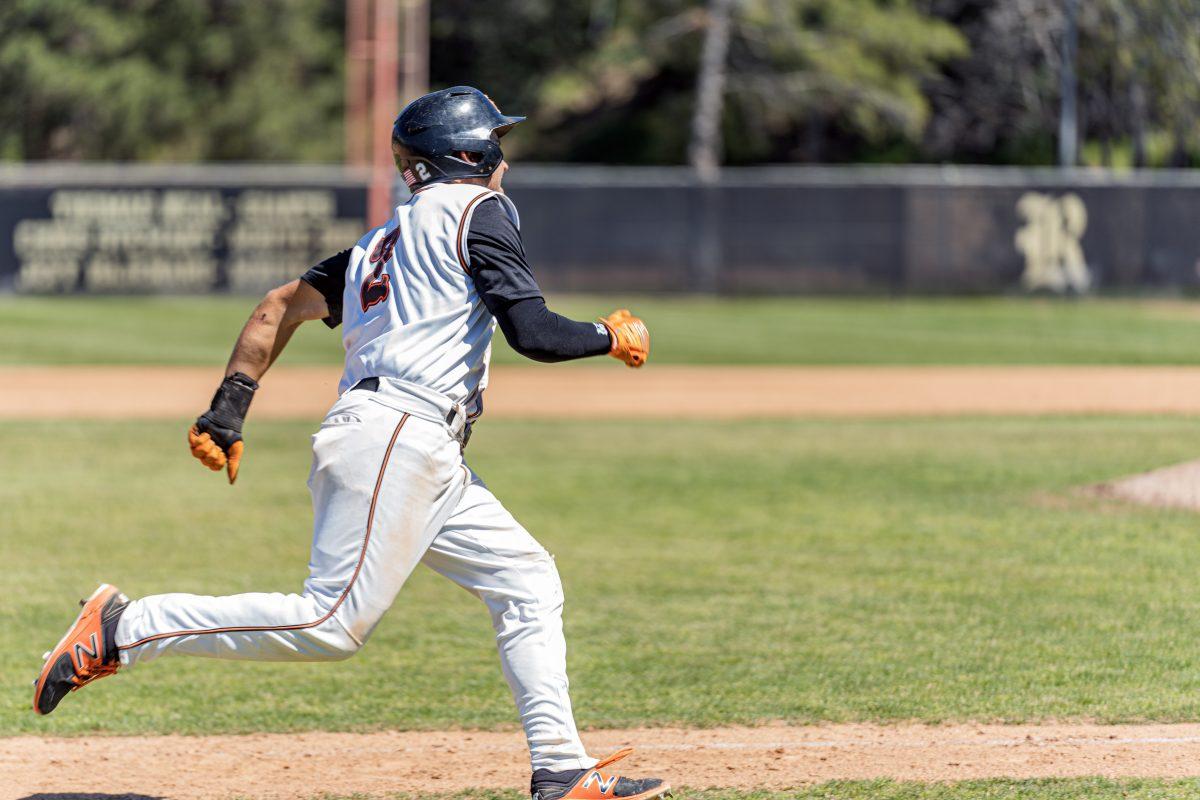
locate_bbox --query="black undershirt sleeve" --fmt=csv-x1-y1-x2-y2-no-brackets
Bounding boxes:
466,197,542,304
493,297,612,363
467,198,611,363
299,248,350,328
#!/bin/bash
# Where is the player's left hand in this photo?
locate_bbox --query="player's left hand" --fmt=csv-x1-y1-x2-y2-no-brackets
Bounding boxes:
188,372,258,484
189,417,245,484
600,309,650,368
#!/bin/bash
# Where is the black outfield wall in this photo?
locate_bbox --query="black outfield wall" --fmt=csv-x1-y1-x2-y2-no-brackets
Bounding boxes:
2,163,1198,295
506,166,1200,294
0,164,368,295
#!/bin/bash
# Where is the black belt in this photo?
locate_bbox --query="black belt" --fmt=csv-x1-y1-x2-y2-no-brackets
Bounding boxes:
352,377,463,428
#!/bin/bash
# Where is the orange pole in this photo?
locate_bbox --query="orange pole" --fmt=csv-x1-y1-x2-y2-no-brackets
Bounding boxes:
401,0,429,105
368,0,400,227
345,0,372,166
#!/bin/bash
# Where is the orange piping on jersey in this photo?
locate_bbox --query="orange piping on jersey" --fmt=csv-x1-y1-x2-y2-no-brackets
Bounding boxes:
455,190,495,274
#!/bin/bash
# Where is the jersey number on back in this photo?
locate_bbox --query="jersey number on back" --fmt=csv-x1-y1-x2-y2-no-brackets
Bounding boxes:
360,228,400,312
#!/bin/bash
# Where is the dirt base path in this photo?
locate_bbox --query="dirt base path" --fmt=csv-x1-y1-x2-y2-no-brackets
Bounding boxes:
9,365,1200,419
8,723,1200,799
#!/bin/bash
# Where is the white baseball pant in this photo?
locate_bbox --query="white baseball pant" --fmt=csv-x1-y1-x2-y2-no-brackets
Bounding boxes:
114,379,597,772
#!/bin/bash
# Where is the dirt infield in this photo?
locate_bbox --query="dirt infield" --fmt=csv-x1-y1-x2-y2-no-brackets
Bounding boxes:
10,723,1200,798
9,365,1200,419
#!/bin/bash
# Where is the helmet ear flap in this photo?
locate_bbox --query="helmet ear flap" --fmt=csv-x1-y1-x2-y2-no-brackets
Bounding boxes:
392,142,437,189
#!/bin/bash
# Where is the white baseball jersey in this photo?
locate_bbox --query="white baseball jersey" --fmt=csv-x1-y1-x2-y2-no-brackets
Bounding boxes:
114,179,598,772
338,182,520,416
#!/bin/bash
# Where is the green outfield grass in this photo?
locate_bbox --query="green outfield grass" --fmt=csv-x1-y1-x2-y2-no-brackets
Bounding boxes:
317,781,1200,800
6,415,1200,736
5,295,1200,365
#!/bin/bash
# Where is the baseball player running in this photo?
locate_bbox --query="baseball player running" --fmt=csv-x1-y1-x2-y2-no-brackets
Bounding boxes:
33,86,666,800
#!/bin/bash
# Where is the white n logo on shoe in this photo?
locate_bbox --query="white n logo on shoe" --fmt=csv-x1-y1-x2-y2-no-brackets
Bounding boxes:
73,633,100,666
581,771,618,794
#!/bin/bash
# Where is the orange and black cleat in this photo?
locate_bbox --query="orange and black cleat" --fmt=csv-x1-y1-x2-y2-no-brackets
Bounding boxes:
32,583,129,715
530,748,670,800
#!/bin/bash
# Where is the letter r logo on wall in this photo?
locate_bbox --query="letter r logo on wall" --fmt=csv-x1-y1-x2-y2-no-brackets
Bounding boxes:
1014,192,1091,293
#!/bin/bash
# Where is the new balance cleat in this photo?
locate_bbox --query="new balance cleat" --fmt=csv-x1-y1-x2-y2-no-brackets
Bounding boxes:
531,748,670,800
33,584,129,715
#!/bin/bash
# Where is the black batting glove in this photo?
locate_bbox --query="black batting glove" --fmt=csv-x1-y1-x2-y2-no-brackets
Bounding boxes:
188,372,258,484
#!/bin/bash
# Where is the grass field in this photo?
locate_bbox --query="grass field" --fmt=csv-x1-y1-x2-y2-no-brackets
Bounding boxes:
7,414,1200,737
6,295,1200,365
8,296,1200,798
315,781,1200,800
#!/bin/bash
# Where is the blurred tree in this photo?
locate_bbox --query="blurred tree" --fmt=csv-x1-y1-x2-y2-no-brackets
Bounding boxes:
428,0,594,116
481,0,968,165
922,0,1200,168
430,0,709,164
0,0,343,161
435,0,1200,167
3,0,1197,167
921,0,1063,165
1121,0,1200,167
728,0,968,163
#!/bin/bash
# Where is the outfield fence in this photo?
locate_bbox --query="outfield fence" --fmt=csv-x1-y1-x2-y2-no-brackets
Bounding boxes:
2,162,1199,295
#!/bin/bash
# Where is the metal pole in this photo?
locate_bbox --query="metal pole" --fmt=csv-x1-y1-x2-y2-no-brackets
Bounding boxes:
1058,0,1079,168
369,0,400,226
345,0,371,166
688,0,733,182
687,0,734,294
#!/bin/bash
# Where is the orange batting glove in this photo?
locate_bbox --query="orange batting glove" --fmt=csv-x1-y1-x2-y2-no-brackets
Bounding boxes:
599,309,649,368
188,372,257,484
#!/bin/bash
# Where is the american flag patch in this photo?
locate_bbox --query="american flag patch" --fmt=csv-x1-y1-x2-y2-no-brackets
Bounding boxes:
402,168,417,188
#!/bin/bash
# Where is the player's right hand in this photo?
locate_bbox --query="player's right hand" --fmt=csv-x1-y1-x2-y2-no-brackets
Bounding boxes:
599,309,650,368
188,372,258,484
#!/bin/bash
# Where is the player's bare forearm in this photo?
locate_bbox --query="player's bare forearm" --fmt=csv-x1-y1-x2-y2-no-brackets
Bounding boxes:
225,279,330,382
187,280,331,483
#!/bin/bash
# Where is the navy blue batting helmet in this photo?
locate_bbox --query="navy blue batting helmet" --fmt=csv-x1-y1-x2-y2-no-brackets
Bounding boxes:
391,86,525,190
